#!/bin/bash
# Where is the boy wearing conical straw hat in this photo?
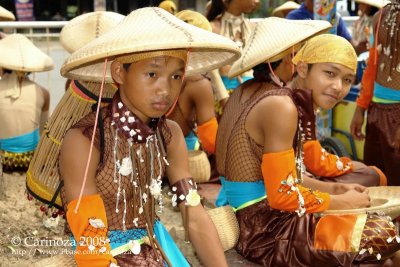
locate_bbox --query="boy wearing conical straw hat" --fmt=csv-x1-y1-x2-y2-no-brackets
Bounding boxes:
59,7,240,267
215,14,400,264
27,11,124,212
0,34,53,172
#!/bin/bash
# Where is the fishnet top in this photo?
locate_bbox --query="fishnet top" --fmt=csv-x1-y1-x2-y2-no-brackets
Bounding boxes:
216,85,291,182
376,3,400,90
60,105,172,231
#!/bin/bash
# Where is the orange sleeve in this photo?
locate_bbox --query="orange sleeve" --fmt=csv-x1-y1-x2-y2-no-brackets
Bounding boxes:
303,140,353,177
262,149,330,215
197,117,218,154
356,47,377,109
67,194,116,267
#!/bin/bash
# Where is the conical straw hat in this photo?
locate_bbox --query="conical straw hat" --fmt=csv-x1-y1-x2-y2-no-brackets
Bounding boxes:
60,11,125,54
60,7,241,83
0,34,54,72
0,6,15,21
272,1,300,17
228,17,331,78
355,0,390,8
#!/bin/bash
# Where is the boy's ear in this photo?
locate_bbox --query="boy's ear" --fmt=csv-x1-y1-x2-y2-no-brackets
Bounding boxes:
296,61,309,79
111,61,125,85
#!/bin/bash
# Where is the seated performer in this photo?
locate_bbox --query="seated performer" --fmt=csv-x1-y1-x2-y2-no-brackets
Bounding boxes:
167,10,218,154
0,34,52,172
216,18,400,266
59,7,240,267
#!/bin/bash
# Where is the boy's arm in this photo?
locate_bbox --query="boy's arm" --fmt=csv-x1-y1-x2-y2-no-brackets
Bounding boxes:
60,129,116,267
256,96,330,214
166,120,227,267
188,77,218,154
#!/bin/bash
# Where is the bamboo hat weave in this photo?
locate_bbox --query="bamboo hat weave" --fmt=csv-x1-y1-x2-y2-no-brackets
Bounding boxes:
272,1,300,17
0,34,54,72
323,187,400,219
60,11,125,54
60,7,241,83
28,12,121,208
0,6,15,21
228,17,331,78
355,0,390,8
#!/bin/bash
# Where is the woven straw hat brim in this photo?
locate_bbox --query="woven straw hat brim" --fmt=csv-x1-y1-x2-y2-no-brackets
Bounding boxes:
228,17,331,78
272,1,301,17
60,7,241,83
323,187,400,218
60,11,125,53
355,0,390,8
0,34,54,72
0,6,15,21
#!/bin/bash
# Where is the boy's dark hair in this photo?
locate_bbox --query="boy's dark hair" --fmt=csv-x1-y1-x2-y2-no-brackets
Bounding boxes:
206,0,230,21
123,63,131,71
252,60,282,81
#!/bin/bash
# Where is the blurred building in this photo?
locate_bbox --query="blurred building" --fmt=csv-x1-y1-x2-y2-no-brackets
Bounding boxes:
0,0,209,20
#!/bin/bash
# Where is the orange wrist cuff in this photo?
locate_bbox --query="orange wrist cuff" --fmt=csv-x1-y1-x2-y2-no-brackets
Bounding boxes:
303,140,353,177
262,149,330,214
197,117,218,154
67,194,115,266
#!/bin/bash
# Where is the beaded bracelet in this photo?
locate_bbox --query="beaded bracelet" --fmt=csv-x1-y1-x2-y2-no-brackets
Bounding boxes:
170,177,201,207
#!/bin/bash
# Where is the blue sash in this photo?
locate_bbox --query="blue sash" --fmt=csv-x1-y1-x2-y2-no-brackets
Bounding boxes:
373,82,400,102
0,128,39,153
184,131,199,151
221,76,253,91
71,221,189,267
216,176,266,209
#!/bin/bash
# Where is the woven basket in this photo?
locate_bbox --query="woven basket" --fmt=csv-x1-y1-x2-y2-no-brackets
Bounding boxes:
323,186,400,219
27,82,116,208
207,205,240,251
187,150,211,184
33,253,76,267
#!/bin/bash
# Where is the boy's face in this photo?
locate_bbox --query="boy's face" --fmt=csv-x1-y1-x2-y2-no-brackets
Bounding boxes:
303,62,355,110
112,56,185,123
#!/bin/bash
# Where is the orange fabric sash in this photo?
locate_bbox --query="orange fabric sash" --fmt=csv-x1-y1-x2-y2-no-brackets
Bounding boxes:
356,47,377,109
197,117,218,154
303,140,353,177
67,194,116,267
262,149,330,214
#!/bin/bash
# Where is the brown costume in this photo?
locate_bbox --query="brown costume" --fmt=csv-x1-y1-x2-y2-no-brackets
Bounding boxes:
60,92,181,266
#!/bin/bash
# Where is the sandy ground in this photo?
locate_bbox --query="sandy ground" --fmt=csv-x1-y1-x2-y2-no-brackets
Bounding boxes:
0,172,200,267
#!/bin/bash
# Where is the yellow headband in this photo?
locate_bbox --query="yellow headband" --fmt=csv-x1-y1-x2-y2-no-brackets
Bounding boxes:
176,10,212,32
115,49,187,64
292,34,357,74
159,0,177,14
